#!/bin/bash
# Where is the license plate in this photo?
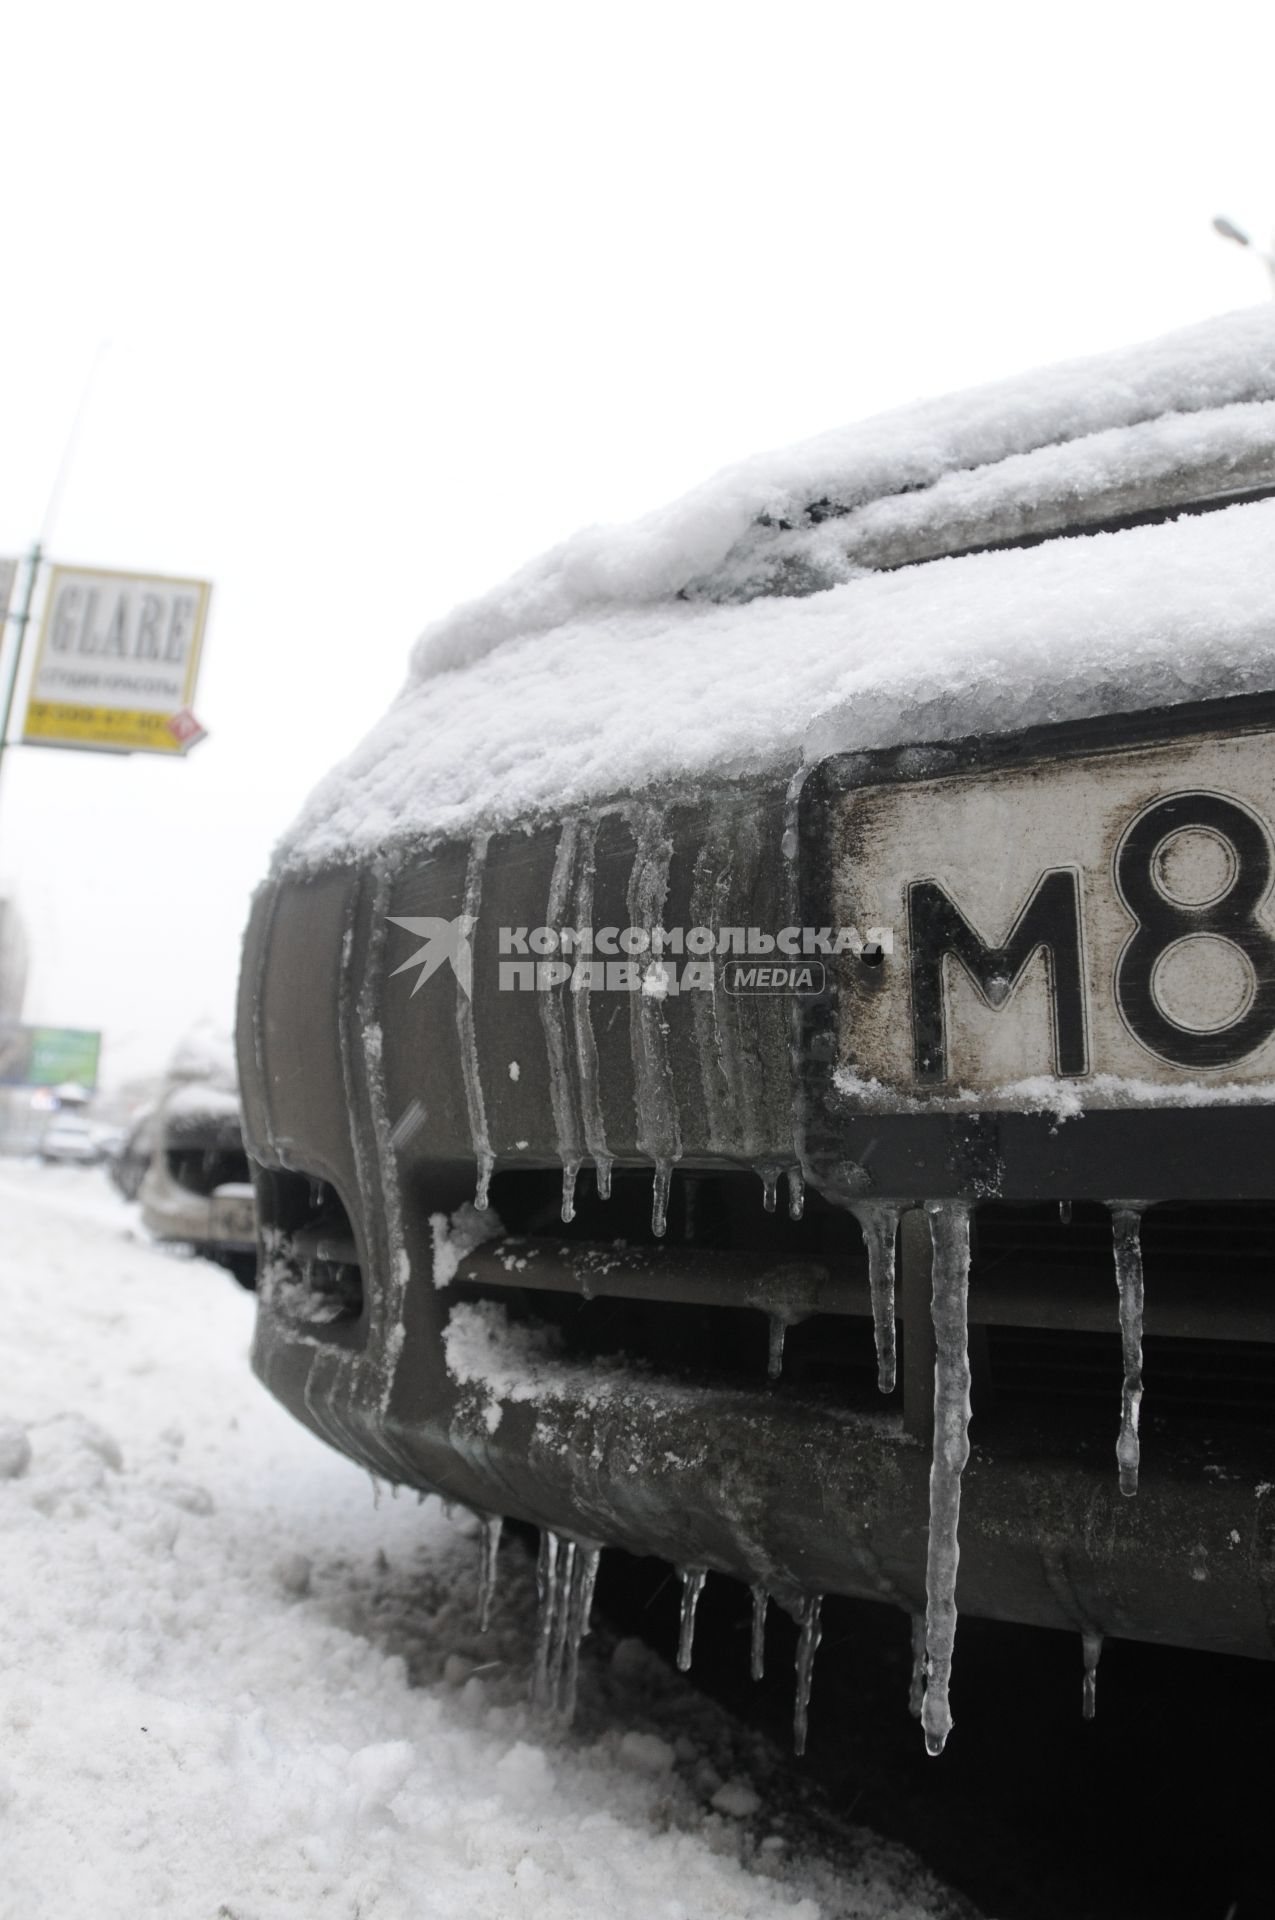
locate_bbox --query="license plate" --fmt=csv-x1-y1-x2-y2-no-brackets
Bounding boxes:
810,706,1275,1106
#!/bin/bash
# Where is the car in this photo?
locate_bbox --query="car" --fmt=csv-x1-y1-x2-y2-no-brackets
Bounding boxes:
39,1117,103,1165
139,1083,258,1287
107,1104,158,1200
238,302,1275,1753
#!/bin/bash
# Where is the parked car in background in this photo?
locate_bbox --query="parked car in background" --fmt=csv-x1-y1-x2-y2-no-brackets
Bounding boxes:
139,1083,258,1287
39,1117,103,1166
108,1104,159,1201
239,303,1275,1753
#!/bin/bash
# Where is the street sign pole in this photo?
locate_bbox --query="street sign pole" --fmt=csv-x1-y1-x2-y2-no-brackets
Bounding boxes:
0,344,108,843
0,541,43,837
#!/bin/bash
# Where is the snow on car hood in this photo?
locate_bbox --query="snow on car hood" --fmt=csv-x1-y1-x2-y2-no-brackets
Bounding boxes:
279,305,1275,871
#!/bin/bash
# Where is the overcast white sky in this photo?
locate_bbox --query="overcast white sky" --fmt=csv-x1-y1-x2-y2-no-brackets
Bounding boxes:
0,0,1271,1091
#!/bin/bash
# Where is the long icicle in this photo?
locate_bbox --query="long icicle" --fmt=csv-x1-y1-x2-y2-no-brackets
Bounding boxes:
532,1530,561,1708
533,1528,564,1712
476,1514,503,1632
677,1568,707,1671
560,1545,602,1724
793,1596,823,1756
908,1612,927,1719
750,1585,768,1681
1082,1630,1103,1720
1110,1205,1146,1497
850,1201,901,1394
651,1159,673,1238
570,819,613,1203
457,832,495,1208
921,1200,973,1757
546,1539,578,1705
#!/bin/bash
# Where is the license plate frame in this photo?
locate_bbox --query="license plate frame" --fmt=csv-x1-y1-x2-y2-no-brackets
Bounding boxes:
796,690,1275,1204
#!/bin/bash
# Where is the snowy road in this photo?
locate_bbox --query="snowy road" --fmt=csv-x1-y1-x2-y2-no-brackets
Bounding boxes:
0,1165,966,1920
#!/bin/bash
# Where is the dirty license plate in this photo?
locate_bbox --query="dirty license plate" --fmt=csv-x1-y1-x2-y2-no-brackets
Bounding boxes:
822,718,1275,1103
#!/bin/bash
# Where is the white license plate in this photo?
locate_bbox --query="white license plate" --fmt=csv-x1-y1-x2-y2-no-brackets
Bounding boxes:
830,726,1275,1104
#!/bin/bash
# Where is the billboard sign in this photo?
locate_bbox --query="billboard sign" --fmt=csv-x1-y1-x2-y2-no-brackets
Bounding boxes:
0,1023,101,1091
22,564,211,755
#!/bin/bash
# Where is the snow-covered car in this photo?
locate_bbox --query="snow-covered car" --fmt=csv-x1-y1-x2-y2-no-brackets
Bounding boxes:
39,1117,103,1165
239,305,1275,1753
107,1104,158,1200
139,1084,258,1287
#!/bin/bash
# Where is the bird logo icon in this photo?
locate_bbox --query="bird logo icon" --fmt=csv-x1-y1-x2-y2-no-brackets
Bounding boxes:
386,915,476,998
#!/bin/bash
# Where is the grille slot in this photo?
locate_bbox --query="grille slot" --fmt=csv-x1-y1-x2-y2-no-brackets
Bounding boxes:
256,1170,365,1329
989,1326,1275,1423
455,1173,1275,1432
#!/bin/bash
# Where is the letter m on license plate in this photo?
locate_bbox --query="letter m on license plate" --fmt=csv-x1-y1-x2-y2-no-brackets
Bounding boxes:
798,695,1275,1110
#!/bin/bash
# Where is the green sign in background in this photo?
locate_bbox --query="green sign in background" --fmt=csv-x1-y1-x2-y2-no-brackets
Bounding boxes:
0,1024,101,1091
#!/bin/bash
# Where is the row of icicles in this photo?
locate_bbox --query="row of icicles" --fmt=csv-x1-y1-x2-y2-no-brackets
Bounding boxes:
447,1187,1147,1754
459,1512,1106,1751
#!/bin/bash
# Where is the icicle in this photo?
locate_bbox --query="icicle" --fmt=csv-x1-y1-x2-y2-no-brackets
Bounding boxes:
540,823,588,1219
570,820,613,1200
532,1530,561,1708
369,1474,382,1509
760,1165,779,1213
750,1585,768,1681
546,1539,578,1705
308,1176,325,1211
786,1167,805,1220
766,1315,788,1382
628,809,682,1234
793,1595,823,1756
908,1612,927,1719
651,1159,673,1238
532,1530,599,1720
1059,1199,1072,1225
1082,1630,1103,1720
560,1545,601,1724
677,1568,707,1671
1110,1206,1145,1498
457,833,495,1210
850,1201,901,1394
921,1200,973,1758
476,1514,503,1633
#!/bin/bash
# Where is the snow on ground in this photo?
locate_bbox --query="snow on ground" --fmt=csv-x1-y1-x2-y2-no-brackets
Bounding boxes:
0,1164,966,1920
